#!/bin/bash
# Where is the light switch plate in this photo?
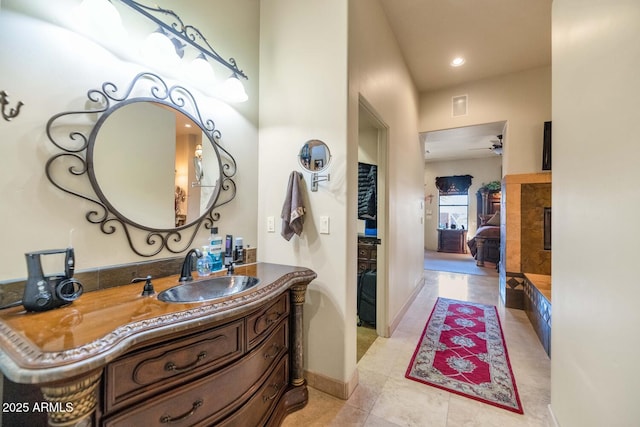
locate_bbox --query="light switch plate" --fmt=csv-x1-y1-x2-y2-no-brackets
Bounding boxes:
267,216,275,232
320,216,330,234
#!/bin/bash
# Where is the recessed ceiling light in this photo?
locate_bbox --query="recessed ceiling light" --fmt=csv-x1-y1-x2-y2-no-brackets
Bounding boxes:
450,57,466,67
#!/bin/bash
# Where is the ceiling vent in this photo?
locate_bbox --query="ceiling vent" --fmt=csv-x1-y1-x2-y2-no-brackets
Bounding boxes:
452,95,468,117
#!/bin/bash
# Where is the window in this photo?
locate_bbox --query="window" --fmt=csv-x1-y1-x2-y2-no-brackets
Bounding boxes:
439,194,468,229
434,174,473,230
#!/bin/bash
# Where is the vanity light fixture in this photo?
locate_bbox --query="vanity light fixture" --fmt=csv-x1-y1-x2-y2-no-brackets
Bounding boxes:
107,0,249,101
1,90,24,122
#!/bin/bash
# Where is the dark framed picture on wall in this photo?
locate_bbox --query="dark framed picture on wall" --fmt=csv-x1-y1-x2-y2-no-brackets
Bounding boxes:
544,207,551,250
542,121,552,170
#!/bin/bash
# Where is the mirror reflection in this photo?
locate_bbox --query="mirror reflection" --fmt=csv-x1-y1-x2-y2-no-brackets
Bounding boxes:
92,102,221,229
298,139,331,172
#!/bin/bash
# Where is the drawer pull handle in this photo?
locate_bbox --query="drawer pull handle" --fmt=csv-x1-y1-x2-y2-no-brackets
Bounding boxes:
264,343,281,359
262,382,284,402
264,311,283,325
164,351,207,373
160,399,203,424
255,311,283,333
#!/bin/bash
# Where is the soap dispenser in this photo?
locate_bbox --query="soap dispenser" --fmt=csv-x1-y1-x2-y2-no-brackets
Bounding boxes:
209,228,224,271
197,246,212,277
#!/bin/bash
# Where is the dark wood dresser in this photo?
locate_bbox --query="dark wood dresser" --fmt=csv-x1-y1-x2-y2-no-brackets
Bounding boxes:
437,229,468,254
357,236,378,274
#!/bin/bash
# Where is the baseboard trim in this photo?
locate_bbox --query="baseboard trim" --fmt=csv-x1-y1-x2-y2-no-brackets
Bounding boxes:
387,274,425,337
548,404,560,427
304,368,359,400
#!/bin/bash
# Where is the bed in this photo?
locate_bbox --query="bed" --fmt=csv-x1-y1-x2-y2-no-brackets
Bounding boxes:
467,225,501,267
469,187,502,268
467,225,500,267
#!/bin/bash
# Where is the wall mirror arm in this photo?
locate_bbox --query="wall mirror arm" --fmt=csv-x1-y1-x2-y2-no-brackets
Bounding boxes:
311,173,330,192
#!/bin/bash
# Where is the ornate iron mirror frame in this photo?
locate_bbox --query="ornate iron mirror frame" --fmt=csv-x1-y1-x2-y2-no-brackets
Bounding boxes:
45,72,237,257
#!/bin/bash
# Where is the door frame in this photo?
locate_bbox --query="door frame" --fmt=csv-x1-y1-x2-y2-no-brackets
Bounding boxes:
358,96,389,337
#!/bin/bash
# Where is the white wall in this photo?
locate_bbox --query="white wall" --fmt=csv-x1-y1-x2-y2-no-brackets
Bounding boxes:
0,0,259,279
349,0,424,335
258,0,423,393
258,0,351,386
551,1,640,425
419,67,551,176
424,157,502,250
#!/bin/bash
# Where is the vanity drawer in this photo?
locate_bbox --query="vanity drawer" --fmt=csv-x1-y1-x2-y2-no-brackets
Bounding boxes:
104,320,244,412
217,357,288,427
103,320,288,427
247,292,289,349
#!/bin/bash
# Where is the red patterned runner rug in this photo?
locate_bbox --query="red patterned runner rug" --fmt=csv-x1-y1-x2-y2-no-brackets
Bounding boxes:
405,297,523,414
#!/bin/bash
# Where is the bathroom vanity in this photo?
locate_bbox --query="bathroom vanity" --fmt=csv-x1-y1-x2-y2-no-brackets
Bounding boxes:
0,263,315,426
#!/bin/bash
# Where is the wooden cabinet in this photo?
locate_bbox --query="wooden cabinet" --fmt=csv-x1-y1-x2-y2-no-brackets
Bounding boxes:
101,293,295,426
104,319,245,413
437,229,468,254
477,189,501,226
357,236,378,274
0,264,315,427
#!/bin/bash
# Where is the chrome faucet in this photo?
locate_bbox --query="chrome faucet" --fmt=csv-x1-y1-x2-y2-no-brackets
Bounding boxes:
179,248,202,282
226,261,235,275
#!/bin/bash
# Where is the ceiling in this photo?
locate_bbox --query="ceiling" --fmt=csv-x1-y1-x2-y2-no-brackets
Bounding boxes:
378,0,552,162
423,120,506,162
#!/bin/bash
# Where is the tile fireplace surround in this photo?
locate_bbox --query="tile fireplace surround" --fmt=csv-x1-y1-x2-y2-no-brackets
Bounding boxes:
499,173,552,357
500,172,551,310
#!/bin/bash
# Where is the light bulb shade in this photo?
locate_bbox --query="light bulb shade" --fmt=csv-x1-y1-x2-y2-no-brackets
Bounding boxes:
187,54,215,86
194,144,203,158
73,0,124,41
219,75,248,103
194,156,204,182
140,28,182,71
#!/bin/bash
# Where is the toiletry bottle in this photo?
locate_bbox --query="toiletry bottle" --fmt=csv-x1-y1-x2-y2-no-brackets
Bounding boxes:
224,235,233,266
235,237,244,264
209,228,224,271
197,246,211,277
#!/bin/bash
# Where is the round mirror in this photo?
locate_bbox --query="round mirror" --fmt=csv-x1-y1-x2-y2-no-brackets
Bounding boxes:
298,139,331,172
89,101,222,230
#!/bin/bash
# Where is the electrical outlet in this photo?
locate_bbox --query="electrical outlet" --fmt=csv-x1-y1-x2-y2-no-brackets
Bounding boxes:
320,216,330,234
267,216,275,232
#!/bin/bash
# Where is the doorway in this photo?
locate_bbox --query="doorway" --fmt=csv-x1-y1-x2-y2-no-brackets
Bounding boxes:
422,121,505,254
357,97,388,360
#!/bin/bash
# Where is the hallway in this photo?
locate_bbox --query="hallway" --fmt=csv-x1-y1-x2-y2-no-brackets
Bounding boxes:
283,271,551,426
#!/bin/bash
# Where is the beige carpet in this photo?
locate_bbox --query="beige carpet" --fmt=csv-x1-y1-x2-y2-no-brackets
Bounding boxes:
424,250,498,277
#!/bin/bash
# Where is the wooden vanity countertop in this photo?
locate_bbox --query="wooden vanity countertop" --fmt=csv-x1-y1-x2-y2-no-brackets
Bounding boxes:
0,262,316,384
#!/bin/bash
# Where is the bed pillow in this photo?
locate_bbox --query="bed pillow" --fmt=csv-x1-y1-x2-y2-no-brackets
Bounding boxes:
486,211,500,226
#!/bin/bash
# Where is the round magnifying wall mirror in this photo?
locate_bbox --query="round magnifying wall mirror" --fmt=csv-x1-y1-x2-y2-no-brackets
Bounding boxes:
90,101,222,230
298,139,331,172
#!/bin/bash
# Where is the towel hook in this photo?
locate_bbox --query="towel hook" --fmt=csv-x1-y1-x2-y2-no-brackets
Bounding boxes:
297,139,331,192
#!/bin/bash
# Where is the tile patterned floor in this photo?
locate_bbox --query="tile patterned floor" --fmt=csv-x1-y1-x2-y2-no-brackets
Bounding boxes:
282,271,552,426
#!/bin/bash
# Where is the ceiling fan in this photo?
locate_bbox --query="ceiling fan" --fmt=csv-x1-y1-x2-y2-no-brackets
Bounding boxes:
469,134,503,155
490,134,503,154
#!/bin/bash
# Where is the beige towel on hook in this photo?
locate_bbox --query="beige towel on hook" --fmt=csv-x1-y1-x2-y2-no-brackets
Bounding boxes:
281,171,306,241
